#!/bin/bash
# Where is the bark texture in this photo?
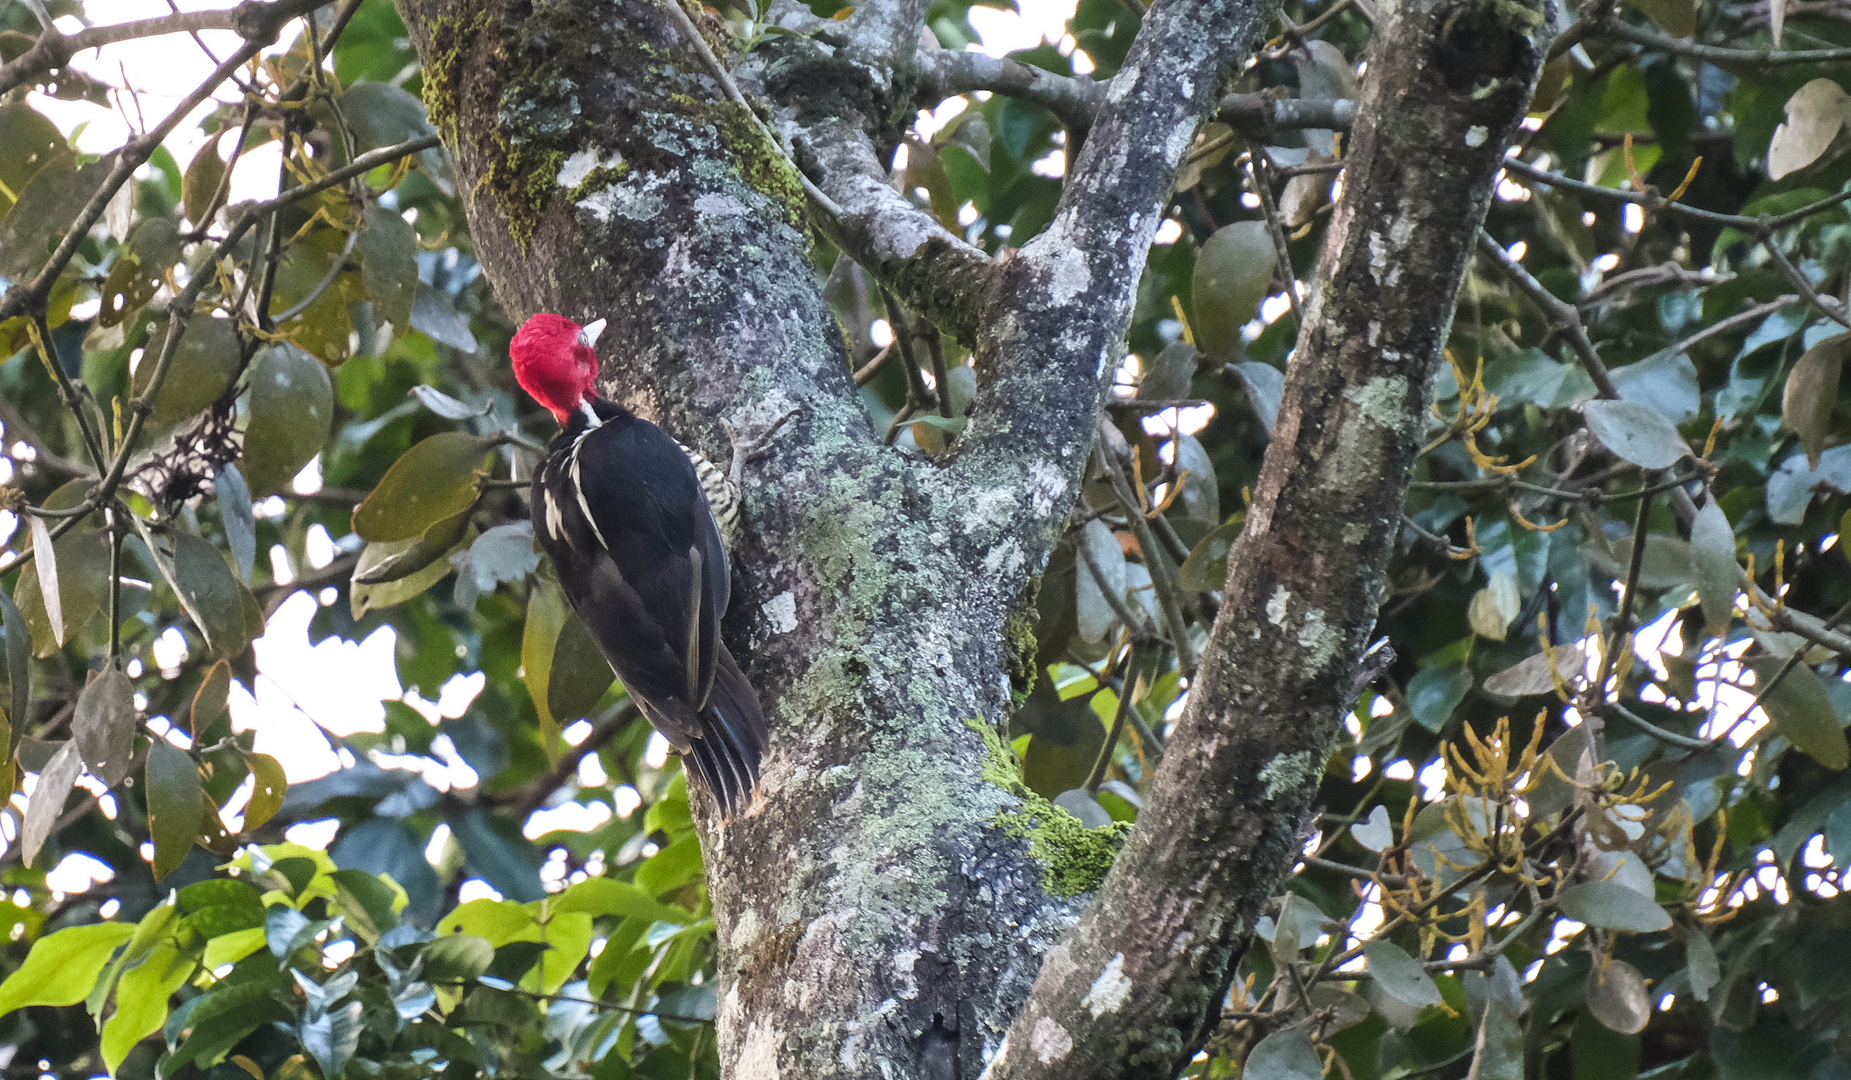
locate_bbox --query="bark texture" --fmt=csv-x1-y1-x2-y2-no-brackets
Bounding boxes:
394,0,1551,1074
979,0,1553,1074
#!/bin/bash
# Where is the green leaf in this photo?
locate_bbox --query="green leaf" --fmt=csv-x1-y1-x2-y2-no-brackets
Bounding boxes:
1363,940,1443,1008
1229,360,1283,432
1075,518,1127,642
179,879,266,938
1483,641,1584,698
1172,435,1218,524
243,752,287,832
421,933,496,983
1587,958,1651,1033
1781,332,1850,468
1828,797,1851,870
410,281,478,352
523,580,570,743
1177,516,1241,593
242,343,334,495
351,431,495,542
101,941,190,1076
216,464,256,583
147,740,203,881
299,1000,363,1080
1140,341,1198,401
1407,665,1471,732
0,587,28,750
1584,399,1689,470
328,869,402,942
0,151,114,280
351,509,471,586
22,740,81,867
189,660,232,739
1556,880,1672,932
552,879,695,925
450,807,546,902
14,481,109,656
1471,997,1525,1080
1244,1028,1322,1080
1350,805,1393,852
27,513,59,648
101,219,181,329
1686,931,1720,1003
0,102,65,219
168,530,247,654
1192,220,1277,358
161,982,286,1078
1689,499,1739,639
1469,570,1521,640
182,138,228,229
358,203,418,330
73,665,136,788
1751,656,1849,769
0,921,136,1015
550,609,612,727
1619,0,1695,37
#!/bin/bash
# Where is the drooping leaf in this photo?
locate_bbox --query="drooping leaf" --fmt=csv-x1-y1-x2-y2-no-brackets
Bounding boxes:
243,752,287,832
100,941,190,1076
27,513,60,648
1686,931,1721,1003
1751,656,1849,769
242,343,334,495
1178,515,1242,593
1407,665,1471,732
1140,341,1198,401
351,432,496,542
1587,958,1652,1034
1075,518,1128,642
408,384,484,421
1484,642,1584,698
357,203,418,330
1584,399,1689,470
1781,333,1850,468
410,281,478,353
215,464,256,583
21,739,82,868
1229,360,1284,432
168,531,248,654
1172,435,1218,524
1192,220,1278,357
133,311,241,426
1688,499,1739,639
0,588,28,750
549,608,612,727
147,739,204,881
189,660,232,739
73,665,136,788
1767,78,1851,180
182,137,229,229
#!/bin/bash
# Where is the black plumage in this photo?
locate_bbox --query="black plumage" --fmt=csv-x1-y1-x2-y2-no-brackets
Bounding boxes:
530,399,767,810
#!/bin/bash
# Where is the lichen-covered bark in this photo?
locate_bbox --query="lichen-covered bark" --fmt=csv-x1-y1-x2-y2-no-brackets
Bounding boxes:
397,3,1079,1077
980,0,1554,1075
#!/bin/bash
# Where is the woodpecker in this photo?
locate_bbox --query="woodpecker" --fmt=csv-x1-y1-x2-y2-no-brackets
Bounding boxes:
509,312,768,812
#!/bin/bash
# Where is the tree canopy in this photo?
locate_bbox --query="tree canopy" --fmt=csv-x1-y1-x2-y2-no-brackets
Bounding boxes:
0,0,1849,1076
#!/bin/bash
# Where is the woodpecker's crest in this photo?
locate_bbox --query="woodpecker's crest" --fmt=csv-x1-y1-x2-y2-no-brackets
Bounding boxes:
511,313,605,424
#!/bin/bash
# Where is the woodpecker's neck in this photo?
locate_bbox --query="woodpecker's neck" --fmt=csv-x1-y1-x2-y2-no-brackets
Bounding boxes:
562,395,635,434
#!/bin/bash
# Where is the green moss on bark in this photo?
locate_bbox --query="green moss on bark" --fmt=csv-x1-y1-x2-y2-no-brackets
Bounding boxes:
965,718,1128,898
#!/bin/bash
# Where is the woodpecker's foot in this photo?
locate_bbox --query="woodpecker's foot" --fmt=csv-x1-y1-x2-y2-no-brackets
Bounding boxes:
722,407,798,489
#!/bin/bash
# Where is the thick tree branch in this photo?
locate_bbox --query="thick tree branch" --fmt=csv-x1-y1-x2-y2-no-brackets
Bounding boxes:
795,115,996,343
951,0,1279,562
914,50,1106,132
983,0,1550,1074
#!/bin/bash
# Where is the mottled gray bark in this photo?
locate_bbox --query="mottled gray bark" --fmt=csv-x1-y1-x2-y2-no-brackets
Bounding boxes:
394,0,1549,1075
980,0,1554,1075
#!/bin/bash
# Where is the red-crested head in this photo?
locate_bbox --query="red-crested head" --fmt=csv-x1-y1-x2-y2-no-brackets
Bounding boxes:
510,312,604,424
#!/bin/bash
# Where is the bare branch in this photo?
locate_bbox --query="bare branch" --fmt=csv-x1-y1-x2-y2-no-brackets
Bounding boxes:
1597,15,1851,64
0,0,336,98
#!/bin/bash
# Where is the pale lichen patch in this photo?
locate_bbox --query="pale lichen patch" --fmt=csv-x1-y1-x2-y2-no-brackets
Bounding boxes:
1041,245,1092,305
1296,605,1342,670
1465,125,1489,147
1267,586,1291,627
1030,1016,1074,1063
1259,749,1318,800
763,590,798,634
1081,952,1133,1018
734,1019,780,1080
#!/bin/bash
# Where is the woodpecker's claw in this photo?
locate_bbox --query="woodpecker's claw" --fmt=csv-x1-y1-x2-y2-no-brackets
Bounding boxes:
722,408,798,489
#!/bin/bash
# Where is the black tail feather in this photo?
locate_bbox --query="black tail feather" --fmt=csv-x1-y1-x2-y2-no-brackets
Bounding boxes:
679,644,766,814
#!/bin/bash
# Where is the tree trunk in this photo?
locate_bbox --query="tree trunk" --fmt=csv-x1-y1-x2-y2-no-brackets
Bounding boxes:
395,0,1551,1074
